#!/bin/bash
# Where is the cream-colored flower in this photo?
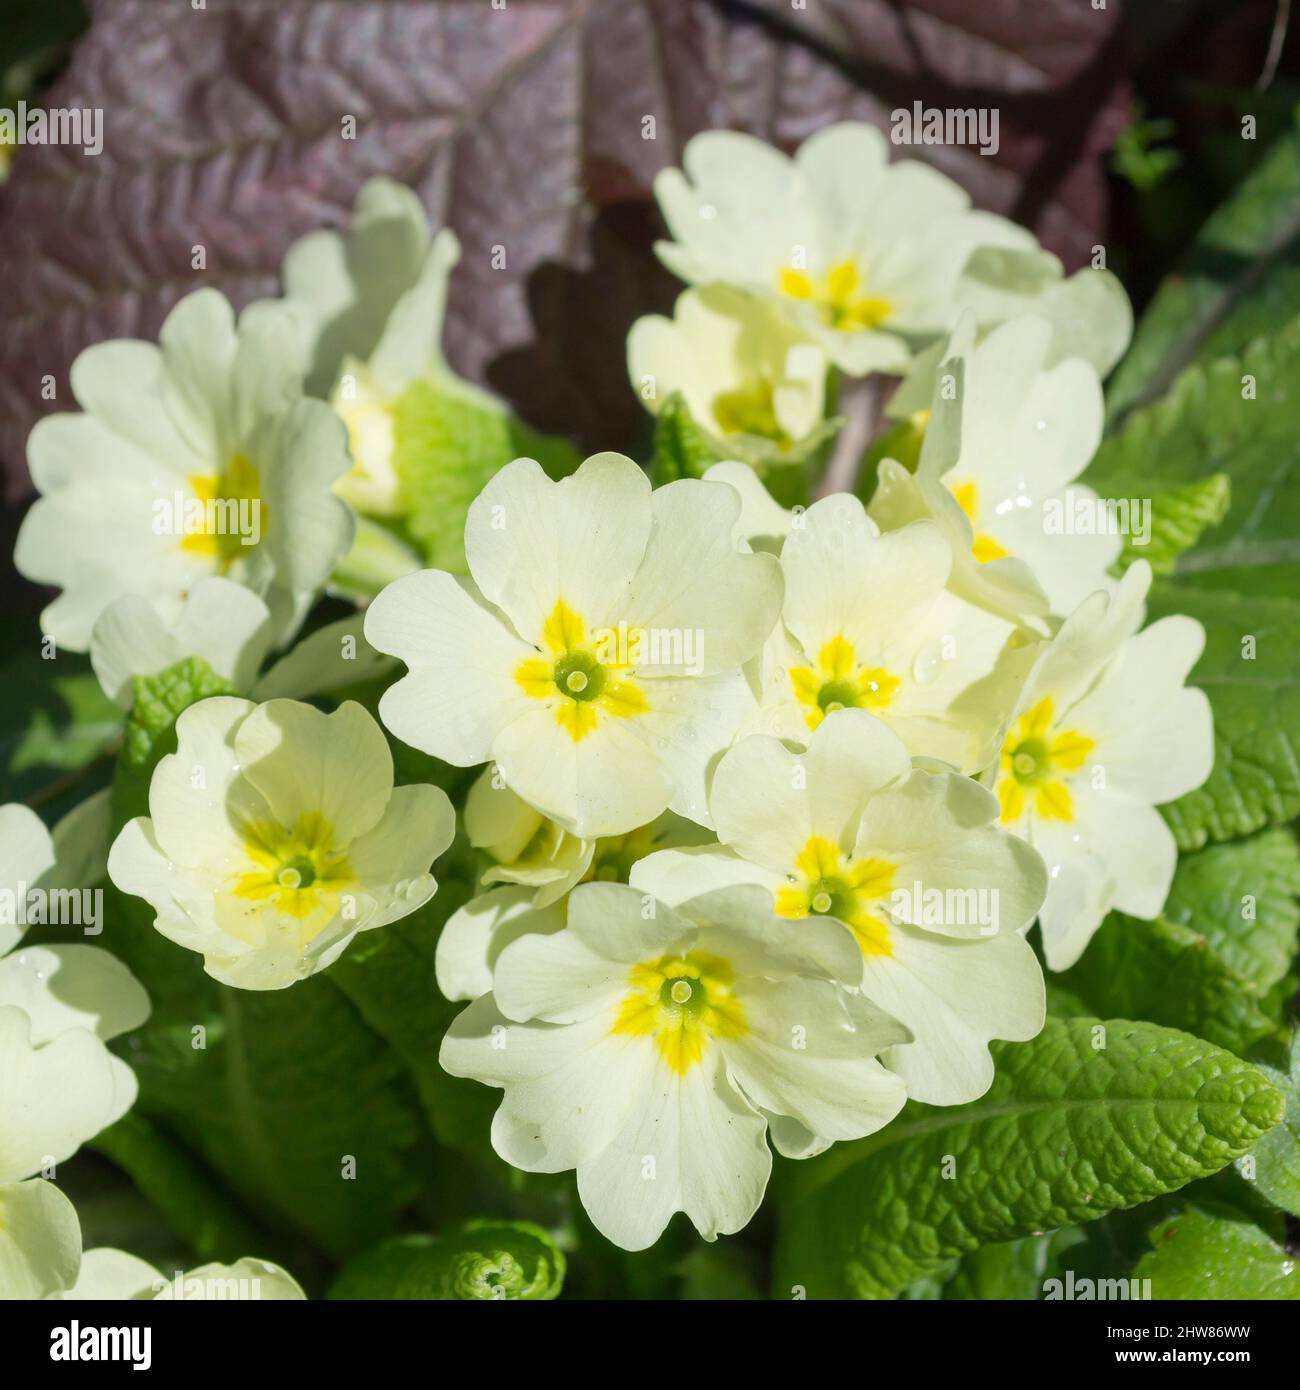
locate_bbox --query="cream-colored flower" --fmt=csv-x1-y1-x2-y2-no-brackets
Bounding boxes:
365,453,782,838
0,802,149,1184
441,880,908,1250
755,491,1037,774
282,176,502,520
627,286,830,464
15,289,354,650
986,561,1214,969
634,710,1046,1104
654,123,1057,375
906,315,1120,615
107,698,454,989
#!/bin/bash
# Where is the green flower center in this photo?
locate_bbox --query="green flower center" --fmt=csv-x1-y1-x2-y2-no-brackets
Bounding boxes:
277,854,318,889
552,650,606,703
1010,738,1049,784
807,876,853,918
659,976,706,1014
817,679,860,713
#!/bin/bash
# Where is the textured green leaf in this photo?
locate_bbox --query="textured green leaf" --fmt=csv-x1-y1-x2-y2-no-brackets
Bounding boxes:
649,391,723,484
1054,914,1283,1056
327,1220,564,1300
394,377,578,573
1243,1033,1300,1216
1145,583,1300,849
1088,320,1300,596
112,656,235,825
1135,1203,1300,1298
1164,828,1300,993
1107,113,1300,426
772,1017,1283,1299
1113,472,1229,577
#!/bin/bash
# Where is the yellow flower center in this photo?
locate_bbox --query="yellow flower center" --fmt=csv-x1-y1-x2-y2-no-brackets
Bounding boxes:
230,811,357,945
775,834,895,957
181,452,264,570
611,951,748,1074
950,480,1009,564
996,696,1095,824
778,259,892,332
515,599,650,743
790,634,900,731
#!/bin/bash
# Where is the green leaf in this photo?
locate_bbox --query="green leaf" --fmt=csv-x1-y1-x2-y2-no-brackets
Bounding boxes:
1145,583,1300,848
1053,914,1283,1057
1243,1033,1300,1216
1164,828,1300,993
943,1228,1088,1301
1107,111,1300,426
202,979,424,1259
650,391,722,484
1134,1203,1300,1298
394,376,578,573
89,1109,271,1265
329,882,499,1162
327,1220,564,1300
1088,320,1300,596
112,656,235,826
1112,472,1229,576
772,1017,1283,1299
0,648,120,803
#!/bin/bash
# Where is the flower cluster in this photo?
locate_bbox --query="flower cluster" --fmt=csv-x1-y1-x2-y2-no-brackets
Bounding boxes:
6,122,1213,1268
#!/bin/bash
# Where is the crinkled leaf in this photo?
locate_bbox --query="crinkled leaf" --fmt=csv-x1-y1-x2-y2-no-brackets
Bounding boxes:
1145,583,1300,849
1053,914,1283,1057
1111,472,1229,577
1242,1032,1300,1217
772,1017,1283,1299
1134,1203,1300,1299
111,656,235,826
327,1220,564,1301
1088,319,1300,597
1164,828,1300,995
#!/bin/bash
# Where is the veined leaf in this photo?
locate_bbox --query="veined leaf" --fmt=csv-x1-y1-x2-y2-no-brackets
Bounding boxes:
772,1017,1282,1299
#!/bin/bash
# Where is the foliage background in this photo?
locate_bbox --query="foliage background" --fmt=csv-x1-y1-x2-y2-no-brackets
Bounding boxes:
1,0,1299,1299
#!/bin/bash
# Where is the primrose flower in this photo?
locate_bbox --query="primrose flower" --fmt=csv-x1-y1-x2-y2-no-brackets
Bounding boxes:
441,880,908,1250
282,175,503,520
365,453,782,838
627,286,832,465
0,803,150,1182
915,316,1117,615
15,289,354,651
756,491,1037,774
634,710,1046,1104
107,698,454,990
654,122,1058,376
89,577,393,708
0,1178,303,1299
987,561,1213,969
